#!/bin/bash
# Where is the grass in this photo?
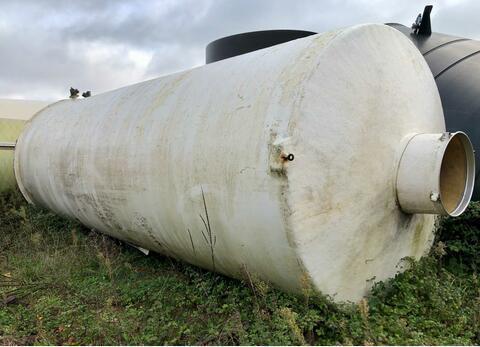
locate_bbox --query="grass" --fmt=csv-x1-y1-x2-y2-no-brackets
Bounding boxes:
0,189,479,345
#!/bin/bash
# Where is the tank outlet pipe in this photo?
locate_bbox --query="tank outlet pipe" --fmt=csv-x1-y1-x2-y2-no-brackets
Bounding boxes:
396,132,475,216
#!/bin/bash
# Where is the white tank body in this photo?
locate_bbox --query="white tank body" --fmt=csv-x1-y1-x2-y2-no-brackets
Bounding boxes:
14,24,474,302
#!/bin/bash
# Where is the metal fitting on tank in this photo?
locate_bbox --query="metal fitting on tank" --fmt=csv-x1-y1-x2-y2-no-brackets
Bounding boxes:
396,132,475,216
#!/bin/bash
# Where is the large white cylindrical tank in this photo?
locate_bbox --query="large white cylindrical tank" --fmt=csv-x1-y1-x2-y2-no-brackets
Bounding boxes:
14,24,475,301
0,99,49,192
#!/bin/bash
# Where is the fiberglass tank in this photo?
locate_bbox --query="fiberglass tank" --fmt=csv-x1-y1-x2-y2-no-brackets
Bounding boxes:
14,24,474,302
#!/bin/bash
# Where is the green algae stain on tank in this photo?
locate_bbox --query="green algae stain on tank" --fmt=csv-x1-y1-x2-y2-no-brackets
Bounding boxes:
0,118,26,192
410,215,434,258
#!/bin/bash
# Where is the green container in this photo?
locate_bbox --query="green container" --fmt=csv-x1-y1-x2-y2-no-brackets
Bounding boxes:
0,99,49,192
0,118,26,192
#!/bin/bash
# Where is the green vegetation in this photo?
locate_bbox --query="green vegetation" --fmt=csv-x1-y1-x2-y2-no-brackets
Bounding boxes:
1,190,479,345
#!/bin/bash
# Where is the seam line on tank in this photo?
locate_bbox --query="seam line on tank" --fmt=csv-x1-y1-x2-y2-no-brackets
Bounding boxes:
423,38,470,56
435,49,480,79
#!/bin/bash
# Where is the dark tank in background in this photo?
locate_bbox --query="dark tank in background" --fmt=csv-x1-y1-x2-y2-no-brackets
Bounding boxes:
206,30,316,64
387,6,480,200
206,5,480,200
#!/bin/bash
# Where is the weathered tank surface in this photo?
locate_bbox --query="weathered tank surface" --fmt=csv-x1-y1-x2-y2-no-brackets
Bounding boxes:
14,24,474,302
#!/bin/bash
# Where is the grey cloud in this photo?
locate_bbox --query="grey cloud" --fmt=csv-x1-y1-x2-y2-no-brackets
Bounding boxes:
0,0,478,100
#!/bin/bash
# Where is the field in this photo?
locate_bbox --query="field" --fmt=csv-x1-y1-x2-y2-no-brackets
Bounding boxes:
1,190,479,345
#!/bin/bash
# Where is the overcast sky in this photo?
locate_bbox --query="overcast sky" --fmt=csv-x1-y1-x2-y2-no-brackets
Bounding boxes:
0,0,478,100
